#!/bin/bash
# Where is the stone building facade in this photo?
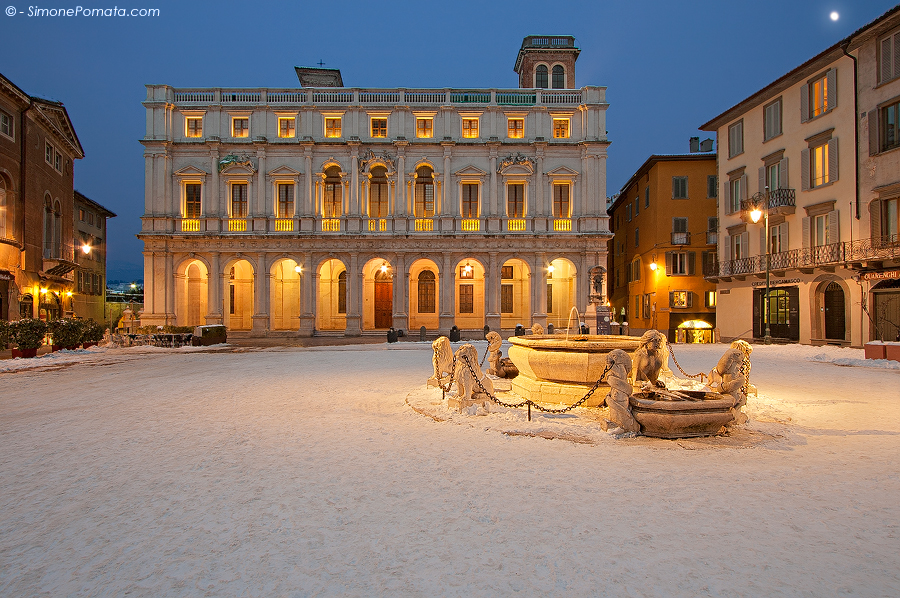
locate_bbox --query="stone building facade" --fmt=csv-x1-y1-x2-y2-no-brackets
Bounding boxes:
139,37,612,337
73,190,115,323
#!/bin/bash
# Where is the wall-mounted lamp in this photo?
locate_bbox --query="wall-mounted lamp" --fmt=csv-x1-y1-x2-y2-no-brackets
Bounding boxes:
463,261,472,276
547,264,555,273
40,287,48,294
649,262,658,271
380,261,390,274
81,243,91,255
294,265,303,274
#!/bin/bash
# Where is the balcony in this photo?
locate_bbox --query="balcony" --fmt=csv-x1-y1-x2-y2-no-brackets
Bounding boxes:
42,242,76,277
553,219,572,232
228,219,247,232
507,219,527,232
740,189,796,222
367,218,387,232
671,231,691,245
461,219,480,232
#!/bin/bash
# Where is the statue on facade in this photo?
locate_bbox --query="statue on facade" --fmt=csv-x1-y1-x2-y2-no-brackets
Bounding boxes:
631,330,668,388
427,336,453,387
604,349,640,434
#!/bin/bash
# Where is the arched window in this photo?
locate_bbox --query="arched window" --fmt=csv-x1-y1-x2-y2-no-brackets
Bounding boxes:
369,166,389,218
417,270,436,313
19,293,33,319
415,166,434,218
0,177,7,239
535,65,548,89
324,166,343,218
337,271,347,314
43,196,54,258
552,65,565,89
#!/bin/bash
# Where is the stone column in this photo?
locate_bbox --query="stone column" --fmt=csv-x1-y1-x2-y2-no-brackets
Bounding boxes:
392,253,409,333
209,145,220,219
485,251,501,332
206,251,223,324
394,140,407,217
298,253,315,336
255,148,266,216
143,251,156,317
345,253,362,336
165,251,175,325
533,252,548,329
251,252,268,335
439,253,455,332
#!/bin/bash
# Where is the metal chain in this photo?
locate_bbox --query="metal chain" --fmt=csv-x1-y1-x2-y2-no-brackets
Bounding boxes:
666,340,705,381
461,354,612,414
480,345,489,367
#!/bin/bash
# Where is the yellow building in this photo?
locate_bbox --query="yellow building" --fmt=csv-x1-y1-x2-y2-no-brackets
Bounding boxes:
608,151,718,342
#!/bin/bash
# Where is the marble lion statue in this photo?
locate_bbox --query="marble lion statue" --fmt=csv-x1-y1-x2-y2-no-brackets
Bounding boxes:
605,349,640,433
427,335,453,387
530,323,544,335
453,343,494,403
485,331,503,377
709,347,748,425
730,339,756,395
631,329,668,388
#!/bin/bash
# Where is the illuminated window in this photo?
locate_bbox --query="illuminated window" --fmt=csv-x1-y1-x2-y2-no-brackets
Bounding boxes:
231,183,248,218
323,166,342,218
369,166,389,218
0,178,6,238
462,183,478,218
462,118,479,138
338,271,347,313
371,118,387,138
416,118,433,138
185,183,202,219
415,166,434,217
547,283,553,313
552,65,565,89
553,118,570,138
809,73,830,118
232,117,249,138
501,266,513,279
417,271,436,313
0,110,12,139
507,118,524,139
186,117,203,138
277,183,294,218
553,184,570,218
706,291,717,308
278,117,296,138
810,141,829,187
459,284,474,313
535,65,548,88
325,118,341,138
507,183,524,218
670,290,692,308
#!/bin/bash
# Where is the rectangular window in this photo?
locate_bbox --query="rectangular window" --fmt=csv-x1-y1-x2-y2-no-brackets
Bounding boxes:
552,118,570,139
507,118,524,139
547,283,553,313
416,118,433,138
884,198,898,238
324,182,342,218
879,31,900,83
462,183,478,218
415,181,434,217
501,265,513,279
232,117,249,138
186,117,203,138
231,183,248,218
230,284,235,314
671,290,690,308
769,222,786,253
632,260,641,282
325,117,341,138
672,176,688,199
729,178,742,214
185,183,202,218
45,142,54,166
644,186,650,208
338,275,347,313
669,252,688,275
730,233,746,260
642,294,651,320
507,184,524,218
814,214,829,246
501,284,513,313
278,117,296,138
811,141,830,187
706,291,717,308
418,276,435,314
728,120,743,158
553,184,570,218
633,198,639,216
766,162,781,191
55,152,62,172
459,284,474,314
0,110,12,138
634,295,640,320
371,118,387,138
764,98,782,141
707,175,717,198
79,208,85,222
462,118,479,138
810,74,830,118
634,227,639,247
278,183,294,218
882,101,900,152
626,203,632,222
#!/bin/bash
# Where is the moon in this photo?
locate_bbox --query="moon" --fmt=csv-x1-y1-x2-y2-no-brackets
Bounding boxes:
830,11,839,21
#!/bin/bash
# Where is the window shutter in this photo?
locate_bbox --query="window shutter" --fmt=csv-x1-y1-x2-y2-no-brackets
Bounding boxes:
783,224,790,252
669,291,676,308
687,251,696,275
802,216,811,248
779,158,789,189
801,83,810,122
775,101,782,136
870,199,882,240
827,210,840,244
687,292,694,308
869,109,879,156
801,148,810,191
827,69,837,109
828,138,838,182
882,38,893,83
671,177,677,199
894,33,900,79
665,251,673,273
758,167,766,194
740,175,748,206
723,179,731,213
724,239,732,261
741,232,749,256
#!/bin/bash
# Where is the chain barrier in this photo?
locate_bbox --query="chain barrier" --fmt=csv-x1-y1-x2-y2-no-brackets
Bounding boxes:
666,340,705,381
460,354,612,421
439,353,458,401
480,345,489,367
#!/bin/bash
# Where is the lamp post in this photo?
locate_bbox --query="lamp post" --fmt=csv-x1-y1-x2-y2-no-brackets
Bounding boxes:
749,188,772,345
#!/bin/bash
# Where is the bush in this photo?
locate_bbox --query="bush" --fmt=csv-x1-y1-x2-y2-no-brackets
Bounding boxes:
0,320,10,348
11,318,49,350
162,325,194,334
81,319,105,344
49,318,86,348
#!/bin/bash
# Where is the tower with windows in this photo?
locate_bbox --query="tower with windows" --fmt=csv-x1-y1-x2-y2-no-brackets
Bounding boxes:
514,35,580,89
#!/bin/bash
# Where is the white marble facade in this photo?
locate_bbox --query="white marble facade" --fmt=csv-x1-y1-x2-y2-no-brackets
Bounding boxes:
139,85,611,336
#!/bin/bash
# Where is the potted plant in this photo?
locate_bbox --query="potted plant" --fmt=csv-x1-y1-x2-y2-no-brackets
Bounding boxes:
80,319,105,348
49,318,85,351
11,318,48,358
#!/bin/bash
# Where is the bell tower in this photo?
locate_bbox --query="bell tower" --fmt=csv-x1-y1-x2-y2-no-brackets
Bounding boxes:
513,35,580,89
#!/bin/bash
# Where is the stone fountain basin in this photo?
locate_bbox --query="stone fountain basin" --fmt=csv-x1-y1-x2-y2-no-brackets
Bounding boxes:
629,391,736,438
507,335,642,407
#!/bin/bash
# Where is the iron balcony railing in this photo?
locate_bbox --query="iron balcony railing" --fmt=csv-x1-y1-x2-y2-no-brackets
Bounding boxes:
739,188,797,214
704,234,900,278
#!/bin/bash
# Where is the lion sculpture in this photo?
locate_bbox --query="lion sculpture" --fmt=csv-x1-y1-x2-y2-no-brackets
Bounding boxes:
604,349,640,434
450,343,494,412
631,329,668,388
708,347,748,425
427,336,453,388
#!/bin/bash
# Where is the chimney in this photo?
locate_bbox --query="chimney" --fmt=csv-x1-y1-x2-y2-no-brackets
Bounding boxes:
689,137,700,153
699,138,714,152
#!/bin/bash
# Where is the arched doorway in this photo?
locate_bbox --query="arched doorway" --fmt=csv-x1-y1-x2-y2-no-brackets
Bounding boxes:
823,281,846,341
547,258,577,330
270,259,301,330
225,259,254,330
39,291,61,321
176,259,208,327
19,293,33,319
317,258,347,331
500,258,530,329
374,270,393,329
455,258,485,329
409,258,439,332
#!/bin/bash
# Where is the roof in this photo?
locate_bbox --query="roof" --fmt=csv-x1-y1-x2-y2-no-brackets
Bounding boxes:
700,4,900,132
0,72,85,158
294,67,343,88
74,190,116,218
0,72,32,107
610,153,716,213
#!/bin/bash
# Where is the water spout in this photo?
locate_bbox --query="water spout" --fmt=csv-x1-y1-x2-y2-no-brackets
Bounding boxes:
564,306,581,341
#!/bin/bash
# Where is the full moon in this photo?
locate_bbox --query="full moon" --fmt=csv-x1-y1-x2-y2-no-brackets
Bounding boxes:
830,11,839,21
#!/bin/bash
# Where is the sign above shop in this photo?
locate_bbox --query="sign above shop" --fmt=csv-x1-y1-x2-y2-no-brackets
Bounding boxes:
861,270,900,281
751,278,801,287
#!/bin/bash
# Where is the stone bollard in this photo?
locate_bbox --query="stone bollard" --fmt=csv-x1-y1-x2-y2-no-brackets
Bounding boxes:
483,324,490,339
547,323,554,335
449,325,461,343
515,324,524,336
419,326,427,342
387,327,399,343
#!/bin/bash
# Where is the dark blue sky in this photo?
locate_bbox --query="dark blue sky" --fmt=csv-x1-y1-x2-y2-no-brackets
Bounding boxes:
1,0,895,280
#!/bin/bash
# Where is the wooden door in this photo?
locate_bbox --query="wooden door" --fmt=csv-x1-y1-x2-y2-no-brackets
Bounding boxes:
823,282,845,340
374,271,393,329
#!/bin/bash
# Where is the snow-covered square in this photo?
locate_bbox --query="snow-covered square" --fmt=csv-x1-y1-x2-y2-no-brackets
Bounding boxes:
1,341,898,597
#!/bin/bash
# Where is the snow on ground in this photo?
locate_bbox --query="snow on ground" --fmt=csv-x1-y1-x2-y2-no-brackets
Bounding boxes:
1,341,898,597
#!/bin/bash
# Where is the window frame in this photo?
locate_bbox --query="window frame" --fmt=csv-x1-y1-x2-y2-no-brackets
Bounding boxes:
506,182,525,218
278,116,296,139
230,182,249,218
277,182,295,218
707,175,718,198
553,183,570,218
231,116,250,138
763,97,782,141
461,117,479,139
507,117,524,139
45,141,55,168
459,283,475,314
185,116,203,138
0,109,12,140
535,64,549,89
881,99,900,153
417,270,436,314
728,120,744,158
414,166,435,218
184,182,202,219
551,65,565,89
461,182,479,218
370,117,388,139
415,117,434,139
672,176,689,199
324,117,342,138
552,118,570,139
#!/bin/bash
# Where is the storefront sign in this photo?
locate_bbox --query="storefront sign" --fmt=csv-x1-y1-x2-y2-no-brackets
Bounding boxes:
861,270,900,281
751,278,801,287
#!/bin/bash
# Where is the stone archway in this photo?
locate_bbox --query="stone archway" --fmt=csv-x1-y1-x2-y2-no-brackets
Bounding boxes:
823,281,846,341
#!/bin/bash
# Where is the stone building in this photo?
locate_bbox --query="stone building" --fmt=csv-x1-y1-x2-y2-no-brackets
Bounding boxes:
0,72,84,322
608,150,718,342
139,36,612,337
73,190,115,323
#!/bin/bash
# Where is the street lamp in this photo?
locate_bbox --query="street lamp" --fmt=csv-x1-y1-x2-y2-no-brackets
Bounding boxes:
749,187,772,345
